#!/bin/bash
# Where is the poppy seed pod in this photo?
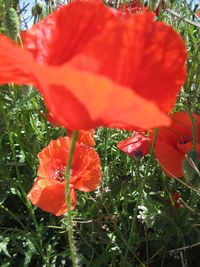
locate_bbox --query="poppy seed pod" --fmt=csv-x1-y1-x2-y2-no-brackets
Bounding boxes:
32,6,37,17
4,8,19,41
36,1,43,16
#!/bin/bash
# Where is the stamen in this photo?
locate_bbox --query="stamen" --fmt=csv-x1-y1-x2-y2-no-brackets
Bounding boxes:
52,166,66,182
52,166,75,182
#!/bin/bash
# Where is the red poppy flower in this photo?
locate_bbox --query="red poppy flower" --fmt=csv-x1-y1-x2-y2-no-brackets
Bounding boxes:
197,10,200,17
0,2,187,130
117,132,151,158
151,112,200,178
27,136,101,216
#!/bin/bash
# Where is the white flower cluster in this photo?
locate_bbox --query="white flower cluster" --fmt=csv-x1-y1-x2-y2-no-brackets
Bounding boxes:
137,205,148,223
95,186,111,197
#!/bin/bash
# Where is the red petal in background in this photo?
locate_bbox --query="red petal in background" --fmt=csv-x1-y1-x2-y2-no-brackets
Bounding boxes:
117,133,151,158
154,139,184,178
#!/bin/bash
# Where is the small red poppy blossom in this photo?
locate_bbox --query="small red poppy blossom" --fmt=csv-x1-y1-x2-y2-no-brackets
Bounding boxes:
117,133,151,158
151,112,200,178
27,136,101,216
0,2,187,130
197,10,200,17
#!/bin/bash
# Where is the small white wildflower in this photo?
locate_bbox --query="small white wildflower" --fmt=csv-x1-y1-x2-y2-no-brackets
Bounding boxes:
137,207,148,223
138,205,147,211
95,186,101,197
104,186,111,193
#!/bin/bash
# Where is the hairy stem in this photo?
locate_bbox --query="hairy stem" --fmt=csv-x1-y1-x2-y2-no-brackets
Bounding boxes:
65,130,78,267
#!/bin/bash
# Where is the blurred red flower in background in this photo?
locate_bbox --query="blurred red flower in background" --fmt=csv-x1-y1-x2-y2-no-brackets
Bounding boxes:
117,133,151,158
151,112,200,178
0,2,187,130
118,0,143,14
168,192,181,211
154,0,165,16
27,137,101,216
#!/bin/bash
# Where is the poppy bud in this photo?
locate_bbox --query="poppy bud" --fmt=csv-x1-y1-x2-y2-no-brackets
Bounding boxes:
4,8,19,41
35,1,43,15
183,149,199,182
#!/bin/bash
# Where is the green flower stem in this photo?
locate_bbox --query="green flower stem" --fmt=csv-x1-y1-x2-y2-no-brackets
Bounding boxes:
186,107,197,150
65,130,78,267
17,35,23,47
124,128,159,263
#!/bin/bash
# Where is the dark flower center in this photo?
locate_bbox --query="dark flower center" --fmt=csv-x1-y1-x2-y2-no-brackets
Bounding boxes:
179,140,189,145
52,166,66,182
179,137,192,145
52,166,75,182
133,150,143,158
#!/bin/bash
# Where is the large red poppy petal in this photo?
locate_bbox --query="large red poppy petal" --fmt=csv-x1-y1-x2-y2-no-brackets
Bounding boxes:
35,64,170,130
21,11,56,63
27,178,66,216
154,140,184,178
49,4,186,114
26,2,186,115
37,137,73,179
46,2,115,65
70,147,101,192
0,35,36,85
27,177,76,216
118,15,187,113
